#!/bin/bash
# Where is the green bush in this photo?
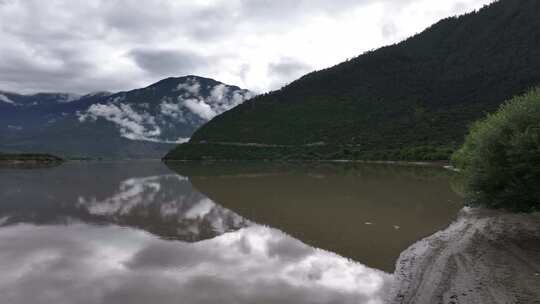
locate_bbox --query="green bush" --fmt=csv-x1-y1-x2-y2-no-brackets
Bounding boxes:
452,88,540,212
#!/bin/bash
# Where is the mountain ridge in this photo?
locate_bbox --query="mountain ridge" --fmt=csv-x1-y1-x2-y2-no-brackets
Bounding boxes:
166,0,540,161
1,75,253,159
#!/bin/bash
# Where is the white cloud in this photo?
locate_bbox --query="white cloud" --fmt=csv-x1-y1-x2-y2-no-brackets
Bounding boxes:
79,102,191,144
58,93,82,103
232,90,255,105
160,100,183,120
171,137,190,144
80,103,162,142
176,77,201,95
184,98,216,121
210,84,228,101
184,198,215,220
76,173,245,236
0,94,15,104
0,0,495,94
76,77,251,143
0,223,393,304
78,174,183,216
267,57,312,89
175,78,254,121
208,87,254,116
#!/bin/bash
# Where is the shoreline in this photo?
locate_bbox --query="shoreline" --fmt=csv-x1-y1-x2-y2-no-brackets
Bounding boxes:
163,159,450,167
0,160,64,169
0,154,64,169
389,208,540,304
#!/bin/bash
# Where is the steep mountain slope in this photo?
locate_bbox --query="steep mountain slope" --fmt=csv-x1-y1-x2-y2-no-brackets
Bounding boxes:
1,76,253,159
166,0,540,161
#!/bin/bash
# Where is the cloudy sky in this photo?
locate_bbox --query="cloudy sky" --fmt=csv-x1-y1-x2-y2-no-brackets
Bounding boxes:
0,0,495,94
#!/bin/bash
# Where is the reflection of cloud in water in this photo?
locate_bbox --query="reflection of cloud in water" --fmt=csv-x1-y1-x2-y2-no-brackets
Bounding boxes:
0,224,392,304
77,174,184,216
75,174,249,241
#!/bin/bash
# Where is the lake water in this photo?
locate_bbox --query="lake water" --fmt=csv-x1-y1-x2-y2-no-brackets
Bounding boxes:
0,161,462,304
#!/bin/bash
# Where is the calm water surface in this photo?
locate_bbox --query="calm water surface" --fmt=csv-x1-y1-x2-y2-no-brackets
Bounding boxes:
0,161,462,304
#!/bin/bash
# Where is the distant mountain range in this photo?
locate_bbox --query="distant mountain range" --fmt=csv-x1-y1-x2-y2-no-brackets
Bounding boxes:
166,0,540,161
0,76,253,159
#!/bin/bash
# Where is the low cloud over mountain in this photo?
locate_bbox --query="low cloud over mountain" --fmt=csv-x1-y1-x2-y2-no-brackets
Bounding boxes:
0,75,253,158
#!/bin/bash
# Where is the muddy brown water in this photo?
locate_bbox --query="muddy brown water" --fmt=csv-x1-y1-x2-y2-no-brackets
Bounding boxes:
0,161,462,304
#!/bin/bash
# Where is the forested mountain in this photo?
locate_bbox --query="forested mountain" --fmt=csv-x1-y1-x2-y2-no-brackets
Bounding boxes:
166,0,540,161
0,76,253,159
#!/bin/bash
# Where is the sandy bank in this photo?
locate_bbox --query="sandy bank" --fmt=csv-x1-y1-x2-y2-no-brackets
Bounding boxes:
390,208,540,304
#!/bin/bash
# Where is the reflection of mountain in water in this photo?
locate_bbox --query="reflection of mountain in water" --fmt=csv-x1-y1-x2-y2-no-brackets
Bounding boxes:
0,162,394,303
0,162,248,242
167,162,462,272
76,174,248,242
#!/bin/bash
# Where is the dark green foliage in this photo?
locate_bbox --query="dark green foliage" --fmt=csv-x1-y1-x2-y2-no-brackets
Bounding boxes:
452,88,540,212
169,0,540,160
164,143,453,161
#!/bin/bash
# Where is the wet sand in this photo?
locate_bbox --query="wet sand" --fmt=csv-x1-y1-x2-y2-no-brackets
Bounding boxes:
390,208,540,304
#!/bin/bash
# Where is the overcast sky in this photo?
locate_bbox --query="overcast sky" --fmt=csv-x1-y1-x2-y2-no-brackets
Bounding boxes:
0,0,495,94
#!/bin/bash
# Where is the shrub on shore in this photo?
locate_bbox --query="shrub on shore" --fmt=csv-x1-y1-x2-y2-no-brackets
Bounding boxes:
452,88,540,212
